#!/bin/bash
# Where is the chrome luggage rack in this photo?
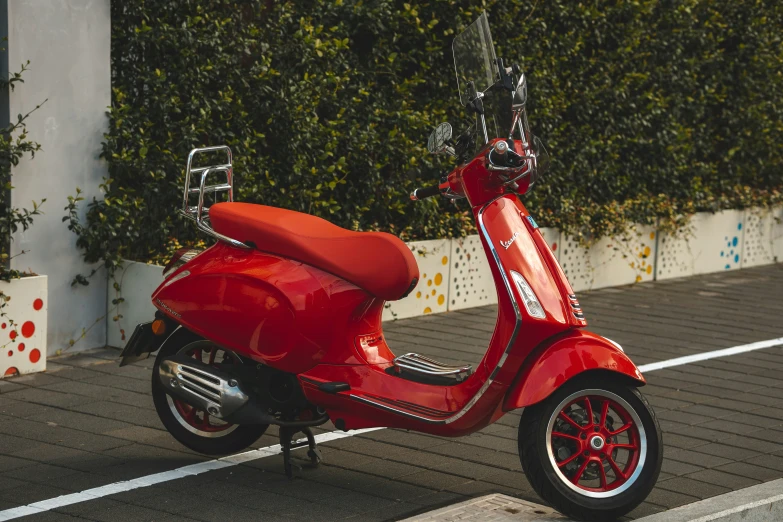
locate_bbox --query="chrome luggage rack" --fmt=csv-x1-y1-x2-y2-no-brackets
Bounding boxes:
393,353,472,382
180,146,250,249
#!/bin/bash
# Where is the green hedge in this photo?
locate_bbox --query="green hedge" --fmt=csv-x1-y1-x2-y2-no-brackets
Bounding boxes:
66,0,783,275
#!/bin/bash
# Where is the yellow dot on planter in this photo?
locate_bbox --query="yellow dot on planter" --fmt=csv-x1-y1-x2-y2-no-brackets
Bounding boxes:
423,307,432,314
416,291,421,298
425,294,429,299
434,273,443,286
650,232,655,240
432,289,436,296
438,294,445,305
643,246,651,257
636,275,643,282
422,273,427,278
427,279,432,286
646,265,653,274
442,256,448,265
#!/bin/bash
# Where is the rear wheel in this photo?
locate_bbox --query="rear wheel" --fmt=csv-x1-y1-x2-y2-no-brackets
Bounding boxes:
518,375,662,521
152,336,268,455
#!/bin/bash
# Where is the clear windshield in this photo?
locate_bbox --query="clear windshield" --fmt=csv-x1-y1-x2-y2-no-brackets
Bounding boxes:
453,12,497,105
451,12,550,182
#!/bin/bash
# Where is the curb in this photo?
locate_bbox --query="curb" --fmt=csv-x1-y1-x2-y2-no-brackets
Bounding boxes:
635,478,783,522
401,479,783,521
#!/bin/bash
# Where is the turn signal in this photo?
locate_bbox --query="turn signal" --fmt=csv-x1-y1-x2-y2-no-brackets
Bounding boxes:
151,319,167,336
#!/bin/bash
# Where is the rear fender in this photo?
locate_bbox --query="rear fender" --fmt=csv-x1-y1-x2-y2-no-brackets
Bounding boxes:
502,330,645,411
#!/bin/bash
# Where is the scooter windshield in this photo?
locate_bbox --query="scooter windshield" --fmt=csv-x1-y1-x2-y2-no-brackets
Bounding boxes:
452,13,513,143
453,12,497,106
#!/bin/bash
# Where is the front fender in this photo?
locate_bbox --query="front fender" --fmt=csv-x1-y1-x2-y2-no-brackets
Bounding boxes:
502,330,645,411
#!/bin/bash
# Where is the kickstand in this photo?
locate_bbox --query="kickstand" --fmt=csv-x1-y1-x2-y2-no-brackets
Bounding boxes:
279,426,323,479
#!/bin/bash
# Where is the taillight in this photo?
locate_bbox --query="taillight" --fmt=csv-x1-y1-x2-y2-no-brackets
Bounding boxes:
162,248,203,278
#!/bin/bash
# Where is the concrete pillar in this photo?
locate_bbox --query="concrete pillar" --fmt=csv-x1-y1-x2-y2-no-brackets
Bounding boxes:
1,0,110,354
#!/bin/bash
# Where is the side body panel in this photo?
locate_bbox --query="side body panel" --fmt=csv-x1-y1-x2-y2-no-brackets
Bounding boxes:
152,242,377,374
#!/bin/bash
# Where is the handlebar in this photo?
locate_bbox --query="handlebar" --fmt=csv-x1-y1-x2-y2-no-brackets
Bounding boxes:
410,185,441,201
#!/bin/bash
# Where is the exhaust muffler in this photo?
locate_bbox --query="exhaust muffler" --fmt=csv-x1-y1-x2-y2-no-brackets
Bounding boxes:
159,354,250,419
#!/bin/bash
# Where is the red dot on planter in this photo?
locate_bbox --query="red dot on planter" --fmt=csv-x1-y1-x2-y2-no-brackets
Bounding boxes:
29,349,41,363
1,323,5,329
33,299,44,311
4,366,18,377
17,343,25,352
552,242,558,252
21,322,35,338
9,331,17,340
6,350,12,357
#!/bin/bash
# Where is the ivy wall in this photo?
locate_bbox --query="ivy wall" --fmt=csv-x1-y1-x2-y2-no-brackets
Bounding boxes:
66,0,783,272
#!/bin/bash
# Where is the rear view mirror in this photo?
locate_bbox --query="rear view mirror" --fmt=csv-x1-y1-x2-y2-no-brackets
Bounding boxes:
427,123,453,155
512,73,527,111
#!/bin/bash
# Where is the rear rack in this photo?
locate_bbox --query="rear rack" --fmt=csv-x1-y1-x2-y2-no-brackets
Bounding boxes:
393,353,472,382
180,146,250,249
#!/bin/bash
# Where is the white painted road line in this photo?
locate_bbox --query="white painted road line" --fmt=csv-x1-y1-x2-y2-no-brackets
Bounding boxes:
637,336,783,373
0,427,383,521
1,336,782,520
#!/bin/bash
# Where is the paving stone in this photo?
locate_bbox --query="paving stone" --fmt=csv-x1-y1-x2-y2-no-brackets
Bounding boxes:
664,447,733,469
692,443,762,461
656,476,731,499
714,462,783,481
685,468,760,489
638,487,700,509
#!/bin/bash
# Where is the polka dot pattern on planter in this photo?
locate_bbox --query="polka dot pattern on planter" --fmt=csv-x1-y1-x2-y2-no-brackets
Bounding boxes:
1,277,46,379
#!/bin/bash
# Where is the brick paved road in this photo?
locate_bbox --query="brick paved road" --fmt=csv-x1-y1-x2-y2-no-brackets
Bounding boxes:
1,264,782,521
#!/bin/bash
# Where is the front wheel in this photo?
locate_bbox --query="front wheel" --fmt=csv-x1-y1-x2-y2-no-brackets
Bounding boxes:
518,375,662,521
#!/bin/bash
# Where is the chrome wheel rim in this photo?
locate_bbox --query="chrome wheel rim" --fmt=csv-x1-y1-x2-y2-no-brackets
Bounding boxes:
545,389,647,499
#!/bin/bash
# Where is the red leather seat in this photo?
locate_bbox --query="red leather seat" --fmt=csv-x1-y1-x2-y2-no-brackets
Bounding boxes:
209,202,419,301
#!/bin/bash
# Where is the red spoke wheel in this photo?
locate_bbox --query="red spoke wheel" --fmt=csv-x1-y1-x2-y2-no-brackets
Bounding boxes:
547,391,643,496
518,376,662,522
151,331,268,455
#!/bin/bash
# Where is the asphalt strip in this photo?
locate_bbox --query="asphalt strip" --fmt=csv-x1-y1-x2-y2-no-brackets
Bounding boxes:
1,336,781,521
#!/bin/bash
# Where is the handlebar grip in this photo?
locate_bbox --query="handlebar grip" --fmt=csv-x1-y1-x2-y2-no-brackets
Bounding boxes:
410,185,441,201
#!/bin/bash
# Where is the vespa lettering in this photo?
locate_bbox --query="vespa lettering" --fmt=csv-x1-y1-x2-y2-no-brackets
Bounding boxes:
155,298,181,318
500,231,521,250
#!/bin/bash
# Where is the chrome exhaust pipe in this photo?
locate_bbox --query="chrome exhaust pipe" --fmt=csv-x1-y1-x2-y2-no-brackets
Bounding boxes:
158,354,249,419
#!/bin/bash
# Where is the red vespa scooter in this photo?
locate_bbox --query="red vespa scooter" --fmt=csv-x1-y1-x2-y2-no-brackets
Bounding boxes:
120,13,661,521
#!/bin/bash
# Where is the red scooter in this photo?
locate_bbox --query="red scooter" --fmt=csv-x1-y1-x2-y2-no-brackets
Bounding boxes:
121,13,661,521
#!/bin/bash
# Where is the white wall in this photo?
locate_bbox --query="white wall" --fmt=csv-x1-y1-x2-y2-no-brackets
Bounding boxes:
3,1,110,354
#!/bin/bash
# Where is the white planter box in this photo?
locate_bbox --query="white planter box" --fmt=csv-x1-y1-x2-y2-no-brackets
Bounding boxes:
0,275,47,378
772,206,783,263
383,239,452,321
107,261,164,348
657,210,744,280
560,225,658,292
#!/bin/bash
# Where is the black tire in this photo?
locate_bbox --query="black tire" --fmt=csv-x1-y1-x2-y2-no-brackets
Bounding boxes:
151,330,268,456
518,374,662,521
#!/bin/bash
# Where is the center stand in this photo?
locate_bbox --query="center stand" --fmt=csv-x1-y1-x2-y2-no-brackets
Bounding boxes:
279,426,322,478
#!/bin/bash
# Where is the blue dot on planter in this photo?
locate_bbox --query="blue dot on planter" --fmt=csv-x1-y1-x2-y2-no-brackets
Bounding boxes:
732,237,738,247
725,264,731,270
720,251,724,257
738,223,742,230
735,254,739,263
727,242,732,247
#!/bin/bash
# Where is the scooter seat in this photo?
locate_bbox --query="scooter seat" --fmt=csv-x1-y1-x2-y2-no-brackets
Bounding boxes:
209,202,419,301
